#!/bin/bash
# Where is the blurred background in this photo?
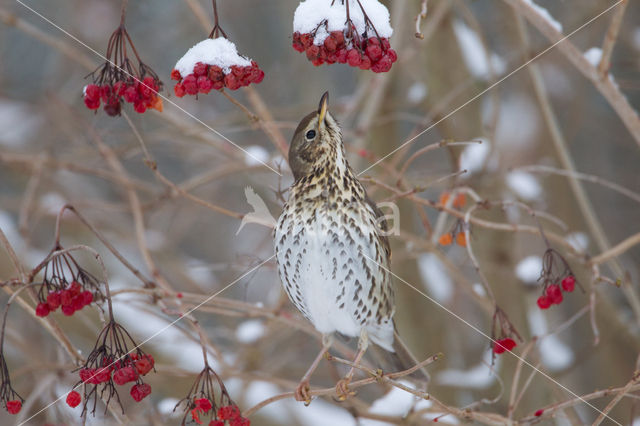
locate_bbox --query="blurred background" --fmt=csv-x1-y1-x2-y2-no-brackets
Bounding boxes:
1,0,639,424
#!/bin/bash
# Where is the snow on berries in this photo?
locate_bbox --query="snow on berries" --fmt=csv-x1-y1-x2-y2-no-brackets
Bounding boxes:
535,248,580,310
83,25,162,116
171,38,264,97
292,0,397,72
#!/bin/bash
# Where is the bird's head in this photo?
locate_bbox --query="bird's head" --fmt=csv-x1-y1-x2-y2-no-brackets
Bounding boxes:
288,92,343,181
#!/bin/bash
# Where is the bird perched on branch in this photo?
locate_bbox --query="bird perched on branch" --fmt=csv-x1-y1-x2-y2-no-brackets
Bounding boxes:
274,92,425,403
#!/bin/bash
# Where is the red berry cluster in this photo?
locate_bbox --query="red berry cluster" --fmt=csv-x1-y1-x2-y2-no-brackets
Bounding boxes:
35,248,102,319
84,25,163,116
175,365,249,425
493,338,517,354
71,320,155,415
36,280,94,318
0,354,23,415
172,61,264,97
293,31,397,72
84,76,163,116
537,275,576,309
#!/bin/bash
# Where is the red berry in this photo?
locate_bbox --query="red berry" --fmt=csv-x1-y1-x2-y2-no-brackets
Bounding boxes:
562,276,575,292
135,354,154,376
60,289,73,306
218,405,241,420
359,56,372,70
534,409,544,417
324,36,337,52
493,338,516,354
381,38,391,50
372,56,392,73
94,367,111,384
208,65,224,82
170,69,182,81
80,291,93,306
183,75,198,95
249,68,264,84
546,284,563,304
365,44,383,62
104,98,121,116
79,368,94,384
36,302,50,317
230,418,250,426
113,366,138,385
224,73,240,90
336,48,348,63
174,83,186,97
84,84,101,101
130,383,151,402
6,400,21,415
197,76,213,94
47,291,61,310
71,294,85,311
311,57,324,66
537,295,551,309
69,281,82,297
193,62,208,77
66,391,81,408
347,49,361,66
387,48,398,63
306,45,320,60
300,33,313,48
61,304,76,316
195,398,212,412
210,421,225,426
212,80,224,90
332,31,345,46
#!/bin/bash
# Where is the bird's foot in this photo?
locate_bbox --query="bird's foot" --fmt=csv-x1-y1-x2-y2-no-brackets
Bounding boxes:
295,379,312,405
335,377,355,401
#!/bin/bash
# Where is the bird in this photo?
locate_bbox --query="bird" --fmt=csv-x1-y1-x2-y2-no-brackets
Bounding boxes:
274,92,423,403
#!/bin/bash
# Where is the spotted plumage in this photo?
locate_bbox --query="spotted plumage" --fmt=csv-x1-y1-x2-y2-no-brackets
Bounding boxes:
274,93,395,352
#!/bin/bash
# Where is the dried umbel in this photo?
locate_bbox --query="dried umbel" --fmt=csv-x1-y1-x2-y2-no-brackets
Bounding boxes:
83,24,163,116
491,307,521,357
34,246,102,318
69,320,154,415
174,365,250,425
292,0,397,72
0,354,23,415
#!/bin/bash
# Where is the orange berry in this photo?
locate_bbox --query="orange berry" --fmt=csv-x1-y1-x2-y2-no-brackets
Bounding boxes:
439,192,450,206
453,193,466,208
438,233,453,246
455,232,467,247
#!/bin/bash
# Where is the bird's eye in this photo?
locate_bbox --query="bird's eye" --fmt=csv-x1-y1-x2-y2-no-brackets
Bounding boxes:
305,130,316,140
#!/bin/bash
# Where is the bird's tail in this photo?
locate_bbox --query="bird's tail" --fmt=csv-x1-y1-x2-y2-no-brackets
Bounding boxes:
369,328,431,385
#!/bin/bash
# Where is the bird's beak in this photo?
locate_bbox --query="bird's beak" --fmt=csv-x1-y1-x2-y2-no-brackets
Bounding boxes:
317,91,329,125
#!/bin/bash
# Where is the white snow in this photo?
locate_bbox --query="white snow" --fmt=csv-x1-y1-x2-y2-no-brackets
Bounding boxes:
174,38,251,77
0,99,42,148
459,138,490,175
583,47,603,67
494,95,540,149
244,145,270,167
417,253,453,304
566,232,589,253
522,0,563,33
360,380,433,425
144,229,166,250
633,27,640,51
516,256,542,284
235,319,266,343
527,309,574,371
452,20,506,81
472,282,486,297
157,397,181,417
437,352,497,389
293,0,393,46
506,170,542,201
407,82,428,104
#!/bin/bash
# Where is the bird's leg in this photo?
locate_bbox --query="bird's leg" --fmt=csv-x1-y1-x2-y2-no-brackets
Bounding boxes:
295,334,333,405
336,330,369,401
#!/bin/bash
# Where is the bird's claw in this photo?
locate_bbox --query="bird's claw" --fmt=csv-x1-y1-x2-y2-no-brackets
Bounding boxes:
335,377,355,401
295,379,312,405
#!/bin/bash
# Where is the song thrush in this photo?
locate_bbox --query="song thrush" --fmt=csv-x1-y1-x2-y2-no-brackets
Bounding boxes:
274,92,420,403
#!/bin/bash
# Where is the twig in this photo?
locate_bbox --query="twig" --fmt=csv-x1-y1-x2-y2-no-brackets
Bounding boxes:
597,0,628,77
414,0,428,39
